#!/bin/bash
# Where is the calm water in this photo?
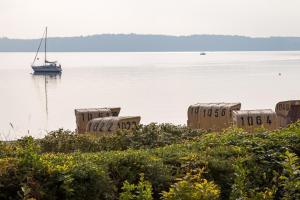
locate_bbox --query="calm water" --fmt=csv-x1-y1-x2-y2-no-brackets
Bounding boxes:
0,51,300,139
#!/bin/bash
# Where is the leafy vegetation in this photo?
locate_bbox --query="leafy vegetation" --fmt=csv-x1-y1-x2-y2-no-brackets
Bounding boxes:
0,122,299,199
38,124,204,153
119,173,153,200
161,169,220,200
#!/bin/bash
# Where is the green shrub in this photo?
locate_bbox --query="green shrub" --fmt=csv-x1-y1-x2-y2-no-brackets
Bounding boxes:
119,174,153,200
0,122,300,199
38,124,204,153
161,169,220,200
100,150,172,199
230,151,300,200
279,151,300,200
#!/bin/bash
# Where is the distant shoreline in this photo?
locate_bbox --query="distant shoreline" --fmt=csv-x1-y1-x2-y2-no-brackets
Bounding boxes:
1,50,300,53
1,34,300,52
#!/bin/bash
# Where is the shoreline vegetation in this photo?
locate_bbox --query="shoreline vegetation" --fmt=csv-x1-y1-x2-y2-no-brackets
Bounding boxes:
0,123,299,199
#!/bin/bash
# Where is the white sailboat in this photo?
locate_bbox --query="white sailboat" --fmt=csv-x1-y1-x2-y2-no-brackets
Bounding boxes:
31,27,62,73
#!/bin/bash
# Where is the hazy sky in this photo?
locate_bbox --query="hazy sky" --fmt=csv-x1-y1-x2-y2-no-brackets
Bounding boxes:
1,0,300,38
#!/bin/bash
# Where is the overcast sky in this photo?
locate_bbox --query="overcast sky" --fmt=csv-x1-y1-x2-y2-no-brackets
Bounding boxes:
1,0,300,39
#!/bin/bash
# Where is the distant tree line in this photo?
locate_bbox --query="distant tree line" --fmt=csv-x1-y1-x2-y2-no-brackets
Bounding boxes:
1,34,300,52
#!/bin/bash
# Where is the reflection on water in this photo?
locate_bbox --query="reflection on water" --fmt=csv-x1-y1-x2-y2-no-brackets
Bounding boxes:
31,72,62,129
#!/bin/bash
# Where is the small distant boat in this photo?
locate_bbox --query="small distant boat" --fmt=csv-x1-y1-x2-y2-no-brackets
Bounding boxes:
31,27,62,73
200,52,206,55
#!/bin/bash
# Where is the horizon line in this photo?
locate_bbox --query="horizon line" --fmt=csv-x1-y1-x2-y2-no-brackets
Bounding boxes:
2,33,300,40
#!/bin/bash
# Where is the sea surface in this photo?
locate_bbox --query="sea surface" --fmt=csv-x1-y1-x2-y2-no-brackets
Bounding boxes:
0,51,299,139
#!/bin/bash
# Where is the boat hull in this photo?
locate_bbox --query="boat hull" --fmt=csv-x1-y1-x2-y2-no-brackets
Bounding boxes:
32,65,62,73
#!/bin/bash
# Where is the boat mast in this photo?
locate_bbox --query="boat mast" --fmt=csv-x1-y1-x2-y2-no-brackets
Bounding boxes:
45,27,47,64
31,28,46,66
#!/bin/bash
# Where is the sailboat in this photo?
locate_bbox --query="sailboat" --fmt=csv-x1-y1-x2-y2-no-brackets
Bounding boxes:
31,27,62,73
